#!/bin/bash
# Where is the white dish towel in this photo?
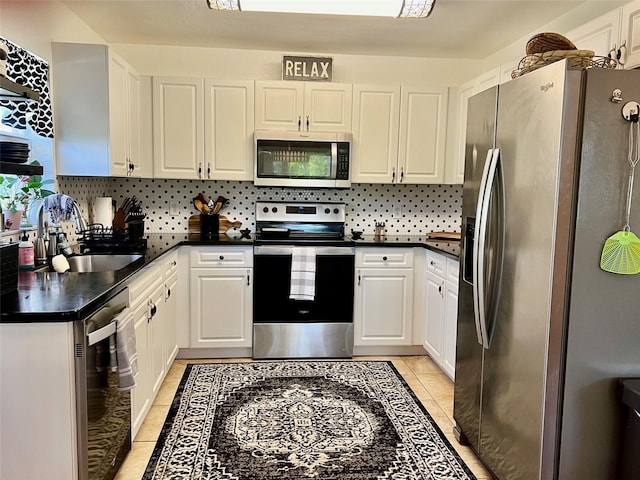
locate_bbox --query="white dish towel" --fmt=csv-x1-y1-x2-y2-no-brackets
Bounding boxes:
112,307,138,390
289,247,316,301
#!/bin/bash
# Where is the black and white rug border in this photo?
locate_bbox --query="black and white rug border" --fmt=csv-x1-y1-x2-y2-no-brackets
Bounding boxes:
143,360,477,480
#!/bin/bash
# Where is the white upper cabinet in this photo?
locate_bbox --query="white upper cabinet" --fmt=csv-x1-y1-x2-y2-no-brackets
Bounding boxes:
255,81,352,132
52,43,143,177
352,84,448,184
351,84,401,183
153,76,205,179
445,80,474,185
566,8,622,60
566,1,640,70
204,80,255,181
621,0,640,69
398,86,448,184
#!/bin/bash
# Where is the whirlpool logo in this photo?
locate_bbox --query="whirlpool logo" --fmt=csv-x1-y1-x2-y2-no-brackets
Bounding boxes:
540,82,554,92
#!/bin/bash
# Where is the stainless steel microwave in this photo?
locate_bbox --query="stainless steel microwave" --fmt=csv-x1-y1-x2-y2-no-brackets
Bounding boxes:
254,130,351,188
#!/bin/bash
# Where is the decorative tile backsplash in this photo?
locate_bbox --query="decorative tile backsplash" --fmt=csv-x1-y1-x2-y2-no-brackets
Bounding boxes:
56,177,462,237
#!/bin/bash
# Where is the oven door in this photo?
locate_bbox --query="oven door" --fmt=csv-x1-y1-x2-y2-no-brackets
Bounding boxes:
253,245,355,358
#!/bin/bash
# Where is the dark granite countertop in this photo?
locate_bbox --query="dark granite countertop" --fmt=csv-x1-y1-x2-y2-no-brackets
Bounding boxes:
1,232,458,323
348,234,460,259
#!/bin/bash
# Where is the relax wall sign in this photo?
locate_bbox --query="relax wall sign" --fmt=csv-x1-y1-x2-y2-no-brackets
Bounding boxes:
282,56,332,82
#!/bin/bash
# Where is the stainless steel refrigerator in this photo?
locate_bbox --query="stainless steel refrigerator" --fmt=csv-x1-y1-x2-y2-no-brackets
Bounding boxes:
454,59,640,480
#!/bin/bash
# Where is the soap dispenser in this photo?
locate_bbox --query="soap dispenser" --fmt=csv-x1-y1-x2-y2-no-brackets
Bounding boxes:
18,231,35,270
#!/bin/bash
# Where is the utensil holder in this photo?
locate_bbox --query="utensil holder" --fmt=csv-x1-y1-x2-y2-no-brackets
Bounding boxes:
128,220,145,239
200,214,219,238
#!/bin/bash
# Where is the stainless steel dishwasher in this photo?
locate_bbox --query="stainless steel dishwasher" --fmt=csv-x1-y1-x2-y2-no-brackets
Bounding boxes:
73,288,131,480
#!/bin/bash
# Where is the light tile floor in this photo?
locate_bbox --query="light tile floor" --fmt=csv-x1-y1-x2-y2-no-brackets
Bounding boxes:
114,356,493,480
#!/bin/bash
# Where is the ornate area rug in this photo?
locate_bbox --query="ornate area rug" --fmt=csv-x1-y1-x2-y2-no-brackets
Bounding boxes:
143,361,477,479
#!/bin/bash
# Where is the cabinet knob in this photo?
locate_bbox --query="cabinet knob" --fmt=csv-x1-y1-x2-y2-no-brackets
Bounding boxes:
171,260,177,267
430,260,436,266
382,256,388,261
166,288,171,299
219,255,224,260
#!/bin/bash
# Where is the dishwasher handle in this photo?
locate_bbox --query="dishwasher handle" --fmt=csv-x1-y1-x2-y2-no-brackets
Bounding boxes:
87,319,117,346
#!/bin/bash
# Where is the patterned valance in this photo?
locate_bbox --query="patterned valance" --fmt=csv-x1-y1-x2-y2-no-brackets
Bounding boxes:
0,37,54,138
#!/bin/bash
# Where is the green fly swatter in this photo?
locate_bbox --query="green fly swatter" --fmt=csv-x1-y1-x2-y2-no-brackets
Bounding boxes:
601,117,640,274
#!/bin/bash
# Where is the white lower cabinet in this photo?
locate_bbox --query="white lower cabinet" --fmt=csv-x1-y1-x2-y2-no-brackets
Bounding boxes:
423,250,459,379
189,246,253,348
129,251,180,438
354,248,414,346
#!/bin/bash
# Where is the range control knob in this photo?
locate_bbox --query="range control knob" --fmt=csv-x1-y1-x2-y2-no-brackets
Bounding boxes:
272,207,278,213
263,207,269,213
333,208,339,214
324,208,331,214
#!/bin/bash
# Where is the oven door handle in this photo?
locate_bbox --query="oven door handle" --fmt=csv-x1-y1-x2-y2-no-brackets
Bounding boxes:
253,246,355,256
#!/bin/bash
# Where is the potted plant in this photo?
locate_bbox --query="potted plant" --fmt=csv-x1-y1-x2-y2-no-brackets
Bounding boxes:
0,161,54,230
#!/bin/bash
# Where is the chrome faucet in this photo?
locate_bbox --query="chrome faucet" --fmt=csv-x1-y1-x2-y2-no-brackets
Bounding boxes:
36,198,89,259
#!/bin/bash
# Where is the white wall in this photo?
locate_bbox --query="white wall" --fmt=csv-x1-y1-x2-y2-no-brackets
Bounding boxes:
112,43,480,86
0,1,106,61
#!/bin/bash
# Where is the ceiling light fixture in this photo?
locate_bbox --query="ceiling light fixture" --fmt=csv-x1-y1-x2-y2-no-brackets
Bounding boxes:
206,0,436,18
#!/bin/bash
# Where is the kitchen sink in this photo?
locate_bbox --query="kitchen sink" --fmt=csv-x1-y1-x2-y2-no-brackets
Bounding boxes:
67,254,144,272
37,254,144,273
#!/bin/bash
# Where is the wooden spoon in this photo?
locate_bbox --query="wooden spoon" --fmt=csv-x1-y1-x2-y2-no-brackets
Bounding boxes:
193,199,210,214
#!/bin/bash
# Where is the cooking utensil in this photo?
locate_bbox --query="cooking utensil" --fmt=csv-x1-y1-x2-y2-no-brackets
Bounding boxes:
193,198,210,214
600,115,640,274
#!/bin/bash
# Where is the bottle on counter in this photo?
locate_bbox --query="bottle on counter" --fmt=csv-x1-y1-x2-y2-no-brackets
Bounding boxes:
18,231,35,270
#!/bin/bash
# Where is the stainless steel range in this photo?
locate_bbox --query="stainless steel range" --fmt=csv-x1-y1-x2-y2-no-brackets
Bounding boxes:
253,201,355,359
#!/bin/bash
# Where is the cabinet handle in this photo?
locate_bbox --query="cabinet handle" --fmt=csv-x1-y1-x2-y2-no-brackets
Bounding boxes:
392,167,396,183
130,161,135,174
306,115,309,131
247,269,251,286
207,163,211,179
430,260,436,266
618,40,627,66
166,287,171,299
438,283,443,296
382,256,388,261
219,255,224,260
171,260,177,267
298,115,302,131
400,167,404,183
357,270,361,286
198,162,203,178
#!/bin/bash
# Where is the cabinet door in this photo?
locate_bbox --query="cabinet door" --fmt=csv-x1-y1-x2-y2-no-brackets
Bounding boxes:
108,53,130,177
424,270,444,363
149,283,166,397
445,80,474,185
131,300,151,438
204,80,255,181
354,268,413,346
622,0,640,69
190,268,253,348
398,86,448,184
164,274,179,368
153,76,204,179
442,281,458,380
351,84,401,183
567,8,622,60
475,67,500,94
255,81,304,130
127,68,143,177
304,83,352,132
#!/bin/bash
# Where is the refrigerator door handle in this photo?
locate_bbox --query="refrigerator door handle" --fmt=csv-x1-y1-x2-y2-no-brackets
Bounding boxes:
477,148,501,349
473,148,495,346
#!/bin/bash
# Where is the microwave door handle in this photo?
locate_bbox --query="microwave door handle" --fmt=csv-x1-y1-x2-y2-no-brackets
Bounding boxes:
331,142,338,178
